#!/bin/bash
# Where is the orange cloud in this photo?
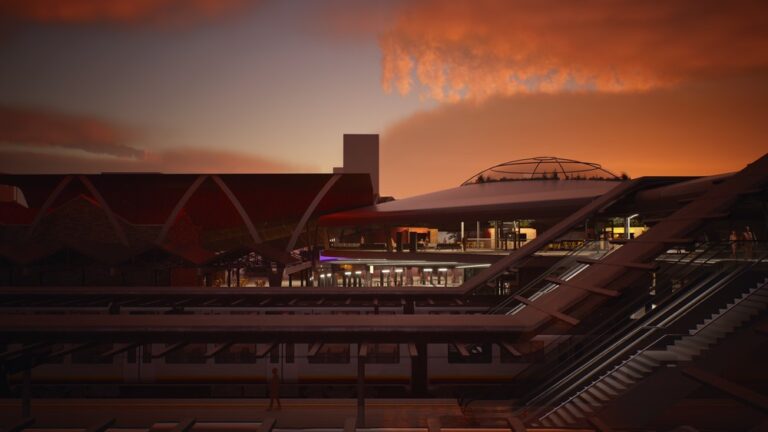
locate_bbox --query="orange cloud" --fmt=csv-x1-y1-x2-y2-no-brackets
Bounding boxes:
0,0,253,26
380,74,768,197
0,106,144,159
379,0,768,100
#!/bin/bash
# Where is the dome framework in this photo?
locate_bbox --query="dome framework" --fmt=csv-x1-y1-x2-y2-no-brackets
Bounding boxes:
462,156,621,185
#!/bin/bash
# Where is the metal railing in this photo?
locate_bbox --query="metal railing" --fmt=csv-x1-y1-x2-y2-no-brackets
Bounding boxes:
521,241,768,421
487,240,619,314
538,261,768,423
513,241,733,404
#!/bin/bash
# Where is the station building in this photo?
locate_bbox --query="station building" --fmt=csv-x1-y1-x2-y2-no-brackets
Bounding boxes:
0,135,767,431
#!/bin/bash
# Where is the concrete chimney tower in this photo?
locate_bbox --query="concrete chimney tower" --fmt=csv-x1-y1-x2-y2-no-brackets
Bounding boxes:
339,134,379,198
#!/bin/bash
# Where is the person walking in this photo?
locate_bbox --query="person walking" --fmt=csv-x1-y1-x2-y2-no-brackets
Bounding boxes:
743,226,756,259
268,367,282,411
729,230,740,258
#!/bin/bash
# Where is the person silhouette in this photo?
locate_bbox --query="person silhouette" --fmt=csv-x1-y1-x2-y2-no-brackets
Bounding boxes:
729,230,740,258
268,367,281,411
743,226,756,259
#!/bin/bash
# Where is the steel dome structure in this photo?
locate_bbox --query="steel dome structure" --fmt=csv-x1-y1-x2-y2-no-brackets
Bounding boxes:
462,156,621,185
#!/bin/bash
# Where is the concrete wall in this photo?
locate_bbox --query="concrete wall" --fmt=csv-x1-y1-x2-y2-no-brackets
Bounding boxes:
343,134,379,198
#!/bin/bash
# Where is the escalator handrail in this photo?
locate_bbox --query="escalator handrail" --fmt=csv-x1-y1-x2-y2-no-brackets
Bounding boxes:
530,245,768,420
496,238,719,316
489,240,601,311
520,253,740,414
540,262,768,423
532,261,742,418
487,241,612,314
518,241,760,412
517,242,732,404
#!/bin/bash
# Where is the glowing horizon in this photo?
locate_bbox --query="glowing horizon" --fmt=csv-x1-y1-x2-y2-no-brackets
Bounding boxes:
0,0,766,198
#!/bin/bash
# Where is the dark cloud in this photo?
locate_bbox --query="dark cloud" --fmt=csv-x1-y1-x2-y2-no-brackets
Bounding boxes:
141,147,308,173
0,106,308,174
0,146,306,175
0,106,144,159
0,0,255,26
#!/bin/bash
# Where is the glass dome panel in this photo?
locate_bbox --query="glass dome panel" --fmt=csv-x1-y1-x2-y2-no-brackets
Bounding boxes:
462,157,621,185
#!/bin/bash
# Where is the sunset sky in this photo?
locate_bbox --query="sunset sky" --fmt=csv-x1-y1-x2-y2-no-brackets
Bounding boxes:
1,0,767,197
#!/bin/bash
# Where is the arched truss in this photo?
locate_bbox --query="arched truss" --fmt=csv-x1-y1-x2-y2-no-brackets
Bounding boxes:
286,174,341,252
19,173,360,266
26,175,129,247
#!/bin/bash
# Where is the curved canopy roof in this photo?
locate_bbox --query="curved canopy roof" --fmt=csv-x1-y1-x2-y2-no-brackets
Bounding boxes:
321,156,626,227
462,157,620,185
320,178,624,227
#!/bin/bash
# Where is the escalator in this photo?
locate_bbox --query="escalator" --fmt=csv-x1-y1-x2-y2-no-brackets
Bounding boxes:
487,240,623,316
526,245,768,428
461,241,748,399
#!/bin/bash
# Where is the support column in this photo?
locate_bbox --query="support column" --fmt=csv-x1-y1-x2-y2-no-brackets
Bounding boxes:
22,361,31,418
411,343,428,396
404,300,415,314
625,216,631,240
357,351,366,427
268,264,284,287
0,364,9,397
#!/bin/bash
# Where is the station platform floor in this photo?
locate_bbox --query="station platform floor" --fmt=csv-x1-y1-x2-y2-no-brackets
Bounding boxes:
0,398,596,431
